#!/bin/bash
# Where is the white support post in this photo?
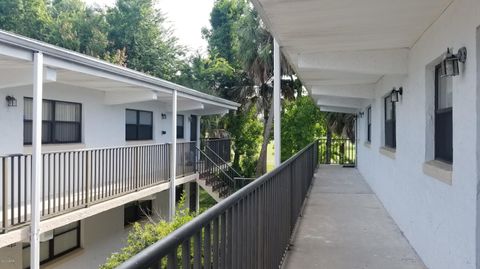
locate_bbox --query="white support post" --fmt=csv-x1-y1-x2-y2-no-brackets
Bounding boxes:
169,89,177,221
274,39,281,167
31,52,43,269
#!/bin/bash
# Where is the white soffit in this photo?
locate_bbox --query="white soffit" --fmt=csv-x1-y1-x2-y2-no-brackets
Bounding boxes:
251,0,453,96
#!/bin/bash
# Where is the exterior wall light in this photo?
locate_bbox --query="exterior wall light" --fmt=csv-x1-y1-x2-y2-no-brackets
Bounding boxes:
441,47,467,77
161,113,167,119
358,111,364,118
5,95,17,107
391,87,403,103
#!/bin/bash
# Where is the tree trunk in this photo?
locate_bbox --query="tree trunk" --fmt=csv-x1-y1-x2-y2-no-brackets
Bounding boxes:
255,101,274,176
326,128,332,164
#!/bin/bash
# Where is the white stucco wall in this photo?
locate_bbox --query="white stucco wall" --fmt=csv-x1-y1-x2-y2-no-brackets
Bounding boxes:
356,1,480,268
0,83,195,155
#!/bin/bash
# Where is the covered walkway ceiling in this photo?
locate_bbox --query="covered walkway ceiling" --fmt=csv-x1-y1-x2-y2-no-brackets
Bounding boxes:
251,0,454,112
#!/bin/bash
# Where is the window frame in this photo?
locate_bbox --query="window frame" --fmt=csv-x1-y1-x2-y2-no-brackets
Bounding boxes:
384,95,396,149
434,64,453,163
367,106,372,143
125,109,154,141
22,221,81,269
23,97,82,145
177,114,185,139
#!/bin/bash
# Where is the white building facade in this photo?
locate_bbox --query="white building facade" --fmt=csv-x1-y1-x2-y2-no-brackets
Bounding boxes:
253,0,480,268
0,31,238,269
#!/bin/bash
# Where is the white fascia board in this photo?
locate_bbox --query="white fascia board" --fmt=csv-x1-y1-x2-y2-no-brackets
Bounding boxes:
0,30,239,109
0,43,32,61
316,96,365,109
298,48,408,75
104,90,158,105
44,56,172,95
319,106,359,114
0,67,55,90
311,84,375,99
177,91,238,110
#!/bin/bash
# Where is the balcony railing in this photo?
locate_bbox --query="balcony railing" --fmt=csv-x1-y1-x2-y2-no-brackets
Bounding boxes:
117,140,318,269
0,142,197,233
201,138,232,163
318,138,356,165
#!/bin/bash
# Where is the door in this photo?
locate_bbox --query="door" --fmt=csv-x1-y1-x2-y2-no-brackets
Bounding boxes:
190,115,197,142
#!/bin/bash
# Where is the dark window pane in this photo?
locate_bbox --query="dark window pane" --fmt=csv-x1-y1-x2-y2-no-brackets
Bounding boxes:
436,67,453,110
126,124,138,140
138,125,153,140
126,110,137,124
53,230,78,256
54,122,80,143
139,111,152,125
177,126,184,139
24,121,32,144
55,102,80,122
125,109,153,141
435,64,453,162
384,97,396,148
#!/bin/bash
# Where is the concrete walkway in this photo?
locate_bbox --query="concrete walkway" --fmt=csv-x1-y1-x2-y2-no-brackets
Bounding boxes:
284,165,426,269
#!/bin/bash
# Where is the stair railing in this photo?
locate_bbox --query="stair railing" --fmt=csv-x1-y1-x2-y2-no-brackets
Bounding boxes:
195,147,235,194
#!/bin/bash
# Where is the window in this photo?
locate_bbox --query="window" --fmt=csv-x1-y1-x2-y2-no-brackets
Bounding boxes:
22,222,80,268
24,98,82,145
435,65,453,163
177,115,184,139
367,106,372,143
384,95,396,148
124,200,153,226
126,109,153,141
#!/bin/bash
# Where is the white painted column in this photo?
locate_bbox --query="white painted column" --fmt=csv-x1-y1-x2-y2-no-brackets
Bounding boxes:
196,115,201,150
274,39,281,167
30,52,43,269
169,90,177,221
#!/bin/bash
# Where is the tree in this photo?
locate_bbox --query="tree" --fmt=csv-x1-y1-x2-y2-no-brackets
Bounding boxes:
281,96,324,161
106,0,186,81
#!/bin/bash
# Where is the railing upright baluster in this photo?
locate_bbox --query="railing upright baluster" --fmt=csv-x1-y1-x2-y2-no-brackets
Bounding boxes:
2,157,9,231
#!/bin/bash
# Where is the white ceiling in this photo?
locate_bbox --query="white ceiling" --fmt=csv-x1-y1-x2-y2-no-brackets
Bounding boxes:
251,0,454,112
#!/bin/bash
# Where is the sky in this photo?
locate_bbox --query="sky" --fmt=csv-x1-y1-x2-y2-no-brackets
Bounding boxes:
83,0,214,53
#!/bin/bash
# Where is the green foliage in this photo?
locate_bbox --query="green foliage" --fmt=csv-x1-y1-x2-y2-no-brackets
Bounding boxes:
225,106,262,177
100,193,195,269
0,0,185,81
281,96,324,161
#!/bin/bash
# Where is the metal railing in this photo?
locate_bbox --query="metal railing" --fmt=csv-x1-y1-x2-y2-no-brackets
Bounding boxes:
196,147,236,197
318,138,356,165
201,138,231,163
117,140,319,269
0,142,197,233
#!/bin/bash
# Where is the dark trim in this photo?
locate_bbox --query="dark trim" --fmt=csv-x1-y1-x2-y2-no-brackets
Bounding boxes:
125,109,154,141
434,64,453,163
23,97,82,145
177,114,185,139
367,106,372,143
384,95,396,149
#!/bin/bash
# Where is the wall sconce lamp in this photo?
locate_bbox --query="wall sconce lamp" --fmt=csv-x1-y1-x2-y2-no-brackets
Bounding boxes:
161,113,167,119
441,47,467,77
358,111,364,118
391,87,403,103
5,95,17,107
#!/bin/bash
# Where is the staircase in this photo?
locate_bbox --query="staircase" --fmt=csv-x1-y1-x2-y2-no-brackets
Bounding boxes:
195,146,252,202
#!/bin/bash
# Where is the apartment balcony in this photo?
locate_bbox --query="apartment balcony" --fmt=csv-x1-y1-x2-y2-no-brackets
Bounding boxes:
0,139,236,245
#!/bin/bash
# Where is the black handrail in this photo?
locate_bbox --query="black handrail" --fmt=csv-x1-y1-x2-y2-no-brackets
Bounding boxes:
196,147,235,190
117,140,318,269
203,145,242,178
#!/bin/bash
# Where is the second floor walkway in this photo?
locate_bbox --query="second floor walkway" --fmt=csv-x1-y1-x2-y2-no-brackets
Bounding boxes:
285,165,426,269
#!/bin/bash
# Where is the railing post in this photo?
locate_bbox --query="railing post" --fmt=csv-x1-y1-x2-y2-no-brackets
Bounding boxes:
85,151,90,207
2,157,9,231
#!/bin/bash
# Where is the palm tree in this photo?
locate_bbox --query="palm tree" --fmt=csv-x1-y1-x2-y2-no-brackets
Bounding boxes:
235,6,297,176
